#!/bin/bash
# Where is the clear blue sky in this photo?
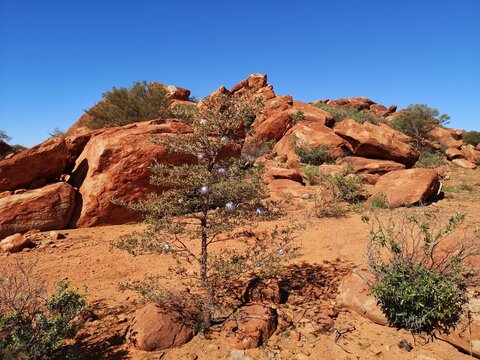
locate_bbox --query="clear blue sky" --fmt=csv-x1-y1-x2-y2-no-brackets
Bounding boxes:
1,0,479,147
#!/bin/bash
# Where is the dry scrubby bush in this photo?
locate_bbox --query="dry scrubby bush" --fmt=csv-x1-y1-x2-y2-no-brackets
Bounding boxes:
113,91,300,331
364,210,479,334
391,104,450,148
295,142,333,166
314,102,381,124
463,130,480,147
416,151,447,169
0,260,87,359
86,81,172,129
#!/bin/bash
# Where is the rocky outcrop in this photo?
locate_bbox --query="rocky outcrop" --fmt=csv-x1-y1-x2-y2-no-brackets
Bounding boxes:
0,183,76,239
127,303,195,351
334,119,420,167
427,127,463,149
0,137,68,192
262,160,303,184
369,169,440,207
273,121,352,165
445,147,465,160
223,305,277,349
69,119,194,227
336,157,405,175
461,144,480,165
314,97,397,117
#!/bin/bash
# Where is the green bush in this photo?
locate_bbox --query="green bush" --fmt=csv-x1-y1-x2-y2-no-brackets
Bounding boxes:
391,104,450,146
301,165,320,186
314,102,380,124
291,110,306,125
463,130,480,146
323,172,364,203
295,143,333,165
0,261,87,359
416,151,446,168
365,211,479,334
86,81,172,129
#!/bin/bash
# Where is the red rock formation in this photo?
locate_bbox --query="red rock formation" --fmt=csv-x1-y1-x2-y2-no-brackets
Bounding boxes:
0,137,68,192
127,303,195,351
334,119,419,167
223,305,277,349
369,169,440,207
273,121,352,165
0,182,76,238
336,157,405,175
68,119,194,227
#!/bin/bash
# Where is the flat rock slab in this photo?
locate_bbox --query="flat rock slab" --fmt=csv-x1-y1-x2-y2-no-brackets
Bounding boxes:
369,168,440,207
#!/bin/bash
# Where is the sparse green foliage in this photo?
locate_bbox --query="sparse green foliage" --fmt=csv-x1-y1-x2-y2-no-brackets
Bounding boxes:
241,139,276,162
0,260,87,360
0,130,11,143
295,143,333,165
314,102,380,124
323,171,364,203
463,130,480,147
391,104,450,147
48,128,64,138
113,92,299,331
365,210,479,334
170,103,200,124
291,111,306,125
86,81,172,129
416,151,446,168
301,165,320,186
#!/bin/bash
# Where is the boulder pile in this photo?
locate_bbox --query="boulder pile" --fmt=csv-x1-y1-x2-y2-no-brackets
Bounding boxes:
1,73,479,242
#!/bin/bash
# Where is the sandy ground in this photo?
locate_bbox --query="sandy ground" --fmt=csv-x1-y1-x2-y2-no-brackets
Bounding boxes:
2,165,480,360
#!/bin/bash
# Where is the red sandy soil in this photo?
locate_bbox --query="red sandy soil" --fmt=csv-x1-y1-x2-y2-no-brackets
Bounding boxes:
2,165,480,360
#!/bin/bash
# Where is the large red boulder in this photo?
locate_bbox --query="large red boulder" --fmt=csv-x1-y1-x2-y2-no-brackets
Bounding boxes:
0,182,76,238
289,101,335,127
369,169,440,207
461,144,480,165
0,137,68,192
68,120,194,228
334,119,419,167
273,121,352,165
0,233,35,253
127,303,195,351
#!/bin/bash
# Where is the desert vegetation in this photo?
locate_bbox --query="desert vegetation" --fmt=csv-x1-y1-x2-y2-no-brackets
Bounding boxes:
86,81,172,129
364,210,479,334
391,104,450,148
113,91,300,334
0,260,87,360
314,102,381,124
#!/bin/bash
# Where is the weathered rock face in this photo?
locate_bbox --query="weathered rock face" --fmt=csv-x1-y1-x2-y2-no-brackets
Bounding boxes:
127,303,195,351
334,119,419,167
267,179,313,203
273,121,352,165
0,183,76,239
289,101,335,127
337,268,388,326
452,158,477,169
445,147,465,160
314,97,397,117
461,144,480,165
223,305,277,349
427,127,463,149
369,169,440,207
336,157,405,175
0,137,68,192
69,120,194,228
262,160,303,184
